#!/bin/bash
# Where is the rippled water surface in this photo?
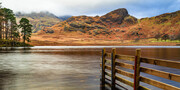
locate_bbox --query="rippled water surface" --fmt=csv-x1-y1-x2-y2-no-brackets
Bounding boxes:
0,46,180,90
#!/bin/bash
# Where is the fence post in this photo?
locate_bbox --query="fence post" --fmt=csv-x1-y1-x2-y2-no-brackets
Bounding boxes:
111,48,116,90
134,49,141,90
101,48,106,87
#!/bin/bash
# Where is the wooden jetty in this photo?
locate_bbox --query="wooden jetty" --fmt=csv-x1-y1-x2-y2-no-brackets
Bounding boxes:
100,48,180,90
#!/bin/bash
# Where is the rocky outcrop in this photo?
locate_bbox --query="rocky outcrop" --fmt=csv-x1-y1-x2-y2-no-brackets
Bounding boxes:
124,16,138,24
100,8,129,24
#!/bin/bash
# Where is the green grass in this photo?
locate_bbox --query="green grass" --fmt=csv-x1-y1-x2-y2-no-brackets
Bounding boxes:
162,22,172,26
176,21,180,25
151,39,180,43
130,38,180,43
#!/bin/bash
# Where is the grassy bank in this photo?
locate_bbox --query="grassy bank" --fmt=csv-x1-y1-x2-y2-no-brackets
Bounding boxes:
29,39,180,46
0,39,33,47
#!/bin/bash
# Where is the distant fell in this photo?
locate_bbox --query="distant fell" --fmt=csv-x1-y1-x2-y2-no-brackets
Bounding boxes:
38,8,138,35
16,12,62,33
31,8,180,46
58,15,72,21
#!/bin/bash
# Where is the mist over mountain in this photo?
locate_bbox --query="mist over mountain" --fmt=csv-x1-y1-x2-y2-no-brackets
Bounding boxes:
58,15,72,21
16,11,62,33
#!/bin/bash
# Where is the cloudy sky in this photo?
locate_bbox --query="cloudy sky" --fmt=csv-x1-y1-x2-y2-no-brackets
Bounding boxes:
1,0,180,18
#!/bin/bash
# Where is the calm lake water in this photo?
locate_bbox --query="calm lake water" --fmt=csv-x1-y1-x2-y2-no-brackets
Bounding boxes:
0,46,180,90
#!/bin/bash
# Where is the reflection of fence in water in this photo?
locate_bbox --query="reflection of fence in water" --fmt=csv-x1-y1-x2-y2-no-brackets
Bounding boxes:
100,48,180,90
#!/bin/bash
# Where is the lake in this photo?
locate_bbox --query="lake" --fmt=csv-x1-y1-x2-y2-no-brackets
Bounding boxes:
0,46,180,90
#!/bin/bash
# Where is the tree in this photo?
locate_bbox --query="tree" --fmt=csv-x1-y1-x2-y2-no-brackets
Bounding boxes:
0,5,4,40
0,3,23,47
2,8,14,40
161,34,169,41
19,18,32,46
154,32,161,41
10,16,18,40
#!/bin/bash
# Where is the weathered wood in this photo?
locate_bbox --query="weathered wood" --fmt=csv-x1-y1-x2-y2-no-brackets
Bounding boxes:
105,78,123,90
104,58,180,82
111,48,116,90
101,48,180,90
110,67,180,90
115,82,129,90
116,54,135,61
116,68,150,90
101,48,106,86
140,67,180,82
116,61,134,70
140,76,180,90
141,57,180,69
116,68,134,78
134,49,141,90
115,62,180,83
105,71,149,90
105,78,111,82
106,53,135,61
100,64,111,71
100,58,111,64
105,78,112,87
106,53,111,58
105,65,111,70
105,59,111,64
116,75,134,87
105,71,111,77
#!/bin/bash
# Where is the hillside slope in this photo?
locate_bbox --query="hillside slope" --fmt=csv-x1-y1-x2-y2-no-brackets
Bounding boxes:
31,8,180,46
16,12,62,33
38,8,137,36
137,10,180,39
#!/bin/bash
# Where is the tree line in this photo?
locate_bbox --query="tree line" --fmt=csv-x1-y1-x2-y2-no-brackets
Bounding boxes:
0,3,32,47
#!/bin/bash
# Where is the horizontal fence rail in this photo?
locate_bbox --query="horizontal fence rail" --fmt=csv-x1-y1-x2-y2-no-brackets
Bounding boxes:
100,48,180,90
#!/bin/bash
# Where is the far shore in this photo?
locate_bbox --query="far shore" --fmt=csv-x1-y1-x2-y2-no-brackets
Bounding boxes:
29,40,180,46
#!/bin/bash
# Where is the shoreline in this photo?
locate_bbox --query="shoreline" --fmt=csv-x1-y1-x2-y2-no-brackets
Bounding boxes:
29,40,180,46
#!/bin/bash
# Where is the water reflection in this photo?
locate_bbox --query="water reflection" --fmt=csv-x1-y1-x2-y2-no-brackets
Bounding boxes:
0,48,101,90
0,70,16,90
0,46,180,90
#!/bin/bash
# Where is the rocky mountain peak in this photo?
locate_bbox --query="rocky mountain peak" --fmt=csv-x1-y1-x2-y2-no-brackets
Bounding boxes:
100,8,129,24
109,8,128,16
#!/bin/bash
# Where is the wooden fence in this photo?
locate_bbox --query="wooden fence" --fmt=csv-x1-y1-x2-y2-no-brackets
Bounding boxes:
100,48,180,90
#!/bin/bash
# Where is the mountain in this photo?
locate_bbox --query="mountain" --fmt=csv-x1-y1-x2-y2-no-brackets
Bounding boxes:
38,8,137,35
31,8,180,46
16,12,62,33
137,10,180,39
58,15,72,21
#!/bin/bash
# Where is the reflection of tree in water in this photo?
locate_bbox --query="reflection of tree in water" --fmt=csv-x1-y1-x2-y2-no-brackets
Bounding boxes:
0,70,16,90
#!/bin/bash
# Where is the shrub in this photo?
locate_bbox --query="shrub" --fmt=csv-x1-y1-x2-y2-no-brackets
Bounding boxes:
134,38,140,42
154,32,161,41
93,29,100,35
161,34,169,41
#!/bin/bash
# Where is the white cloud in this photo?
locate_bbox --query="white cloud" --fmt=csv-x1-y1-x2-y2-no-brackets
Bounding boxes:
1,0,180,18
1,0,135,15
